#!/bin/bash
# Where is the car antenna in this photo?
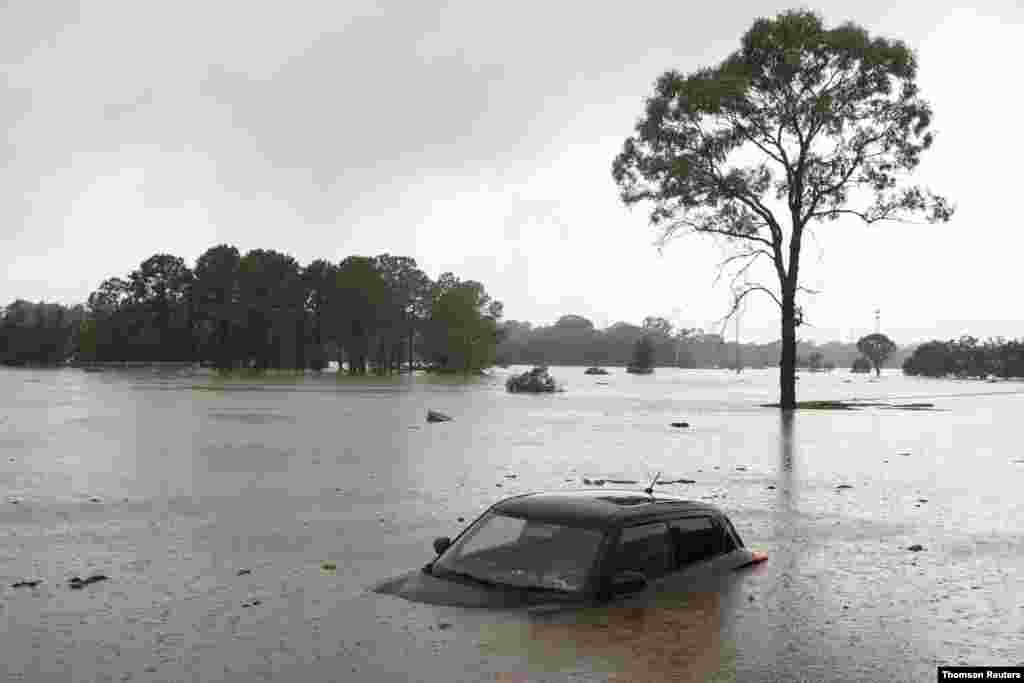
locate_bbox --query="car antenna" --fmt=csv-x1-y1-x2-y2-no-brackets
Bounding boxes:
644,471,661,496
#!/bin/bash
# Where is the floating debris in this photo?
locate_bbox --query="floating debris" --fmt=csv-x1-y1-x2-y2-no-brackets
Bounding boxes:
457,517,465,523
767,485,776,490
236,569,252,576
437,622,452,630
68,574,108,589
241,599,262,608
426,410,452,423
917,498,929,504
735,466,748,472
11,579,42,589
670,422,690,428
87,496,103,503
836,484,854,490
321,561,337,572
504,474,517,479
907,544,925,552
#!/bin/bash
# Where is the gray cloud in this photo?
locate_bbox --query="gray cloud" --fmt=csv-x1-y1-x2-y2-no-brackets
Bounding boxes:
2,0,1023,342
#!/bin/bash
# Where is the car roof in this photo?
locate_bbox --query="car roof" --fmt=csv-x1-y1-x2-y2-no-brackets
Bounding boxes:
489,489,724,529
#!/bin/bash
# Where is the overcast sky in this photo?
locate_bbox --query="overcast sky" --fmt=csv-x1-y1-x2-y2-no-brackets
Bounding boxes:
2,0,1020,344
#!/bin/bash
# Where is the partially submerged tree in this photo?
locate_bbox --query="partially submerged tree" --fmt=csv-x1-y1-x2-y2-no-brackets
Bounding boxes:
850,355,873,373
613,9,952,408
856,333,897,376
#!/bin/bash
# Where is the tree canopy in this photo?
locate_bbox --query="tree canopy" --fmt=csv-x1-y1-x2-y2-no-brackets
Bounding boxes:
613,9,952,408
856,333,897,376
40,246,502,374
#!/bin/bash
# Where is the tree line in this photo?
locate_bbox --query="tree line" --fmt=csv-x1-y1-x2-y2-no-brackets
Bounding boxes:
495,315,916,370
0,301,87,365
1,247,504,374
902,336,1024,379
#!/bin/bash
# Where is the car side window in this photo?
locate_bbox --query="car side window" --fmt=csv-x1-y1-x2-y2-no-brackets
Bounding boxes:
615,522,671,579
669,516,727,568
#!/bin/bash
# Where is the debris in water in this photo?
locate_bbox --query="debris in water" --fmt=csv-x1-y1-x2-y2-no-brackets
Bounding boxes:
87,496,102,503
917,498,928,503
836,484,854,490
495,483,503,487
735,466,747,472
670,422,690,428
504,474,517,479
321,561,337,572
767,485,776,490
11,579,42,589
437,622,452,630
457,517,465,523
907,544,925,552
68,574,108,589
236,569,251,576
426,410,452,423
241,599,262,608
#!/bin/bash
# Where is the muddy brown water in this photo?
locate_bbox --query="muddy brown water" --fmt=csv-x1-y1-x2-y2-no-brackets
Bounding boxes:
1,366,1021,682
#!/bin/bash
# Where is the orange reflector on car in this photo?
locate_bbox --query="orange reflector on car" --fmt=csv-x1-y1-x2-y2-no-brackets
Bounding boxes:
750,550,769,563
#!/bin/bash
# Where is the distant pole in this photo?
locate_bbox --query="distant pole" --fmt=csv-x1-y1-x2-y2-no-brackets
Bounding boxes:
735,301,742,373
874,308,881,335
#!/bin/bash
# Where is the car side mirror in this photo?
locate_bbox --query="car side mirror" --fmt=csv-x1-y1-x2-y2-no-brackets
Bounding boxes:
612,570,648,595
433,537,452,556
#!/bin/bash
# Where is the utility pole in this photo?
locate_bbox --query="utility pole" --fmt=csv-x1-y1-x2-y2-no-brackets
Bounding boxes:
874,308,881,335
735,299,742,374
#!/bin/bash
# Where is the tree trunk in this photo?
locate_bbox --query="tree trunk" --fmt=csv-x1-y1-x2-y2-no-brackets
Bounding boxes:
779,289,797,410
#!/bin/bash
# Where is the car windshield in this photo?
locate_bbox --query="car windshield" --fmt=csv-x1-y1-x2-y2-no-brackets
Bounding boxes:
433,512,605,593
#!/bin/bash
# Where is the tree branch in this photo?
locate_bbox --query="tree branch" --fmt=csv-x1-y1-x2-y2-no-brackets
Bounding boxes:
717,284,783,327
712,248,773,287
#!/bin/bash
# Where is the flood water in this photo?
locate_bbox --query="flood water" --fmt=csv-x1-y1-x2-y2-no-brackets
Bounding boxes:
1,365,1021,682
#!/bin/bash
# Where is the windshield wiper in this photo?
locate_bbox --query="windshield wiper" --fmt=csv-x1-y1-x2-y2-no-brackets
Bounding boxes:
521,584,573,595
438,568,502,589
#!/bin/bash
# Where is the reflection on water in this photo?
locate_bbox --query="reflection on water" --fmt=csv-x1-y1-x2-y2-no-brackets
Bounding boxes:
482,590,736,683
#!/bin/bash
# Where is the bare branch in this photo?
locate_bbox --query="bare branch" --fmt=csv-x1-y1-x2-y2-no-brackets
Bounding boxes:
712,248,773,287
659,216,777,249
717,284,783,327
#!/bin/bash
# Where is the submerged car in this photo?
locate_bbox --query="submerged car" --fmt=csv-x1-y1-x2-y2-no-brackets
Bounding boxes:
374,489,767,608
